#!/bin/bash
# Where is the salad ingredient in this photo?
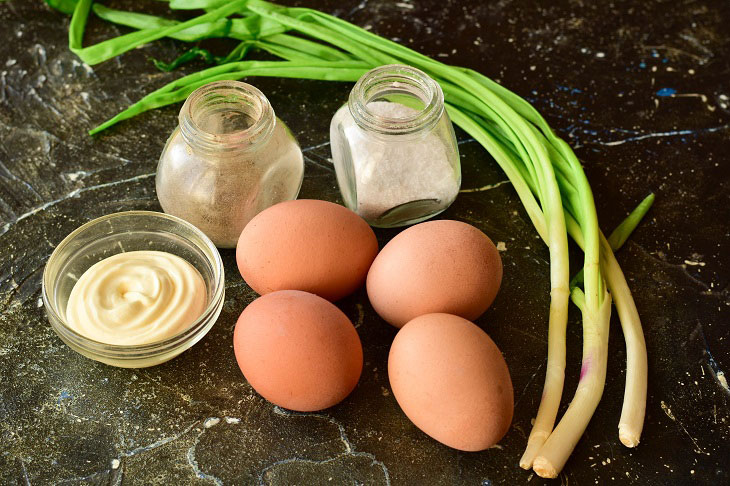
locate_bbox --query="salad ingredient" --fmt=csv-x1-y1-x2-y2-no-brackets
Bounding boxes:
47,0,653,473
388,313,513,451
366,220,502,328
532,287,611,477
236,199,378,301
233,290,363,412
65,250,206,345
67,0,256,65
157,80,303,248
330,65,460,227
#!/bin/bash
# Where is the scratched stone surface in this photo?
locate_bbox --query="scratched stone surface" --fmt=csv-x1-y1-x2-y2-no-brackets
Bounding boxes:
0,0,728,485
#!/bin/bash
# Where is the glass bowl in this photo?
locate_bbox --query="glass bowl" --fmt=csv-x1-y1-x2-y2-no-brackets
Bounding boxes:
42,211,225,368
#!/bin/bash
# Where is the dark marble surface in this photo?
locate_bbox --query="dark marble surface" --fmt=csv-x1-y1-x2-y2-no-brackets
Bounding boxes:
1,0,728,484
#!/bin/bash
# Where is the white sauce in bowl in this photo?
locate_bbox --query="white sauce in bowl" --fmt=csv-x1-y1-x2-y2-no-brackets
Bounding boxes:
65,250,206,345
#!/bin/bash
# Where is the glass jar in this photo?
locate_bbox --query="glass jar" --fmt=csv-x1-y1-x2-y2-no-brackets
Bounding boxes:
330,64,461,227
157,80,304,248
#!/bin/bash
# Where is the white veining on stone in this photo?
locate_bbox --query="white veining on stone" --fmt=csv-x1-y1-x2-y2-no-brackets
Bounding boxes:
586,124,730,146
460,179,510,193
267,406,391,485
0,173,155,237
203,417,221,428
186,425,225,486
301,140,331,153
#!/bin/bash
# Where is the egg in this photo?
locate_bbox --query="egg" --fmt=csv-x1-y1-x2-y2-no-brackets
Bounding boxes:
366,219,502,327
237,199,378,301
388,313,513,451
233,290,363,412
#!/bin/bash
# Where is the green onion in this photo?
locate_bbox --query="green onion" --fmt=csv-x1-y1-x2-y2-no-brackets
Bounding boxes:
47,0,650,476
88,60,370,135
152,47,222,71
67,0,260,65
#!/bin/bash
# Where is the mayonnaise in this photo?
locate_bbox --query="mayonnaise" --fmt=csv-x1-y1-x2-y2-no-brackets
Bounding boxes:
65,250,207,345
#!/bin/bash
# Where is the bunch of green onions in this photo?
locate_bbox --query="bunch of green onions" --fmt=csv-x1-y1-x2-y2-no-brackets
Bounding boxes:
46,0,651,477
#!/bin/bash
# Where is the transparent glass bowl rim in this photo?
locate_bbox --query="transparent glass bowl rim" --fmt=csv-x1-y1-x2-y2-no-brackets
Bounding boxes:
41,210,225,357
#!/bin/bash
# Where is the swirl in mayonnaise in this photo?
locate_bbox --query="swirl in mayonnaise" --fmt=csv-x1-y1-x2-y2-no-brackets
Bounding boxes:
65,250,206,345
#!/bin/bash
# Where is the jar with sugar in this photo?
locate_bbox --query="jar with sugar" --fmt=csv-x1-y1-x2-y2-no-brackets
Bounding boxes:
156,80,304,248
330,64,461,227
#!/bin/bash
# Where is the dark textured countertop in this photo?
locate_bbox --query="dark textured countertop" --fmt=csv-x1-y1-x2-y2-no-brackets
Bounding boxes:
1,1,728,484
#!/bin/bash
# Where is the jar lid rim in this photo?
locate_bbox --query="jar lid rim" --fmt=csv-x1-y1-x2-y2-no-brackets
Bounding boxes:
348,64,444,136
180,80,276,152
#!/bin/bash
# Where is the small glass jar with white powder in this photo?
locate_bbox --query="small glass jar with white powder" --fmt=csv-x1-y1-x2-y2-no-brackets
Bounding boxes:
330,64,460,227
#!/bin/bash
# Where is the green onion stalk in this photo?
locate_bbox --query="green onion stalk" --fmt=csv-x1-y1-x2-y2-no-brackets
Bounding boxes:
45,0,650,476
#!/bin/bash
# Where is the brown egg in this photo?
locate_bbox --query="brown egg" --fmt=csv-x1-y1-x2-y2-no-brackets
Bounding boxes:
237,199,378,301
233,290,363,412
366,219,502,327
388,313,513,451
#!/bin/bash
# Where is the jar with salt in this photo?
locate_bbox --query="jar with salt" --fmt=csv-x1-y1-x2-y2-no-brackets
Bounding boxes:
156,81,304,248
330,64,460,227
